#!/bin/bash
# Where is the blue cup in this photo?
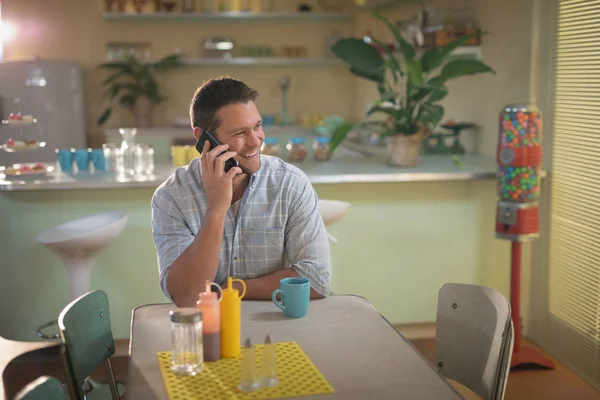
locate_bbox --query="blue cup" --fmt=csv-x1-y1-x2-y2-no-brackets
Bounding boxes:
56,148,74,172
271,277,310,318
74,148,90,172
90,148,106,171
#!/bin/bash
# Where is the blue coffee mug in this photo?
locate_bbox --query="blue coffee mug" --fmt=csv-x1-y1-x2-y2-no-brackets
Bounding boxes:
74,148,90,171
56,148,74,172
271,277,310,318
90,148,106,171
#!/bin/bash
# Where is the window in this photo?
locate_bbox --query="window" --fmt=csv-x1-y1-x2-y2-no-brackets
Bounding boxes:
530,0,600,389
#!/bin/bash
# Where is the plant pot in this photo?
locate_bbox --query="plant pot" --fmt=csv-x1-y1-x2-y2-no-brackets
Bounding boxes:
132,96,153,128
387,133,422,167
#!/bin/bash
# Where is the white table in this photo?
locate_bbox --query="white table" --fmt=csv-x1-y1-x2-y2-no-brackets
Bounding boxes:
126,295,463,399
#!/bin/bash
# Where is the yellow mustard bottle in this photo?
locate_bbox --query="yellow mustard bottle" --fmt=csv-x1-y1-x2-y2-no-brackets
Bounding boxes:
220,276,246,358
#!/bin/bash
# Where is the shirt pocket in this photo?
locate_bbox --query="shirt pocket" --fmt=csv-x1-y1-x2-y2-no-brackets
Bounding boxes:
238,228,285,277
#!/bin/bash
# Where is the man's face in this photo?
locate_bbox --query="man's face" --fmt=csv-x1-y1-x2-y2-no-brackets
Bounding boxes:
213,101,264,175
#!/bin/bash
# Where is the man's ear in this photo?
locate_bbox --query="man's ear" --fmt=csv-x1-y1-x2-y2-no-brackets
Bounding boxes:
193,127,202,141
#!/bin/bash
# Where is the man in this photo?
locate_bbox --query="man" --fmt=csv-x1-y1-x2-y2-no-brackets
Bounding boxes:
151,76,331,307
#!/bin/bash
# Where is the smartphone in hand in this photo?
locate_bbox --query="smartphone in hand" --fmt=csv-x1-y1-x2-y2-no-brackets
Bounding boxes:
196,130,240,173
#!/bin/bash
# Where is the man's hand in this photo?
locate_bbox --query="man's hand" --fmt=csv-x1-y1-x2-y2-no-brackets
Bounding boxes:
200,139,242,214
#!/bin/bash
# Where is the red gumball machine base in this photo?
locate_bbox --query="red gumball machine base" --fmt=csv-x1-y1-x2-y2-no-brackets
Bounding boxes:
509,242,555,370
495,201,540,242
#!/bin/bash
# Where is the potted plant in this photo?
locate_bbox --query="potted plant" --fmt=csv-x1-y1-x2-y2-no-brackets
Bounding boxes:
330,12,495,167
97,53,184,128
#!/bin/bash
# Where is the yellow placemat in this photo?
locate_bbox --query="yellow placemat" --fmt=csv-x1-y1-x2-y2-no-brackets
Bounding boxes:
157,341,334,400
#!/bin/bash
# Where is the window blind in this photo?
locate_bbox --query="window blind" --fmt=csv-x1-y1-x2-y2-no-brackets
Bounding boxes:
546,0,600,386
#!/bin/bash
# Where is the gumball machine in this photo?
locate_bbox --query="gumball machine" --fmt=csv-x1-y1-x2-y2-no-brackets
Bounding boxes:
495,104,554,369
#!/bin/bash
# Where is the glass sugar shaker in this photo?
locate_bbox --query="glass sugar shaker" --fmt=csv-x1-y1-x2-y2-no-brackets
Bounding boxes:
170,308,204,376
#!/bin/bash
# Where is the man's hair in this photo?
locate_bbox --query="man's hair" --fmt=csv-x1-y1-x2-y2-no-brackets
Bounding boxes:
189,76,259,133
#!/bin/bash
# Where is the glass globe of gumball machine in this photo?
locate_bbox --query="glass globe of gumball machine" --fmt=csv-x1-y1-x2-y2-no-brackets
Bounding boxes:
495,104,554,370
0,97,48,178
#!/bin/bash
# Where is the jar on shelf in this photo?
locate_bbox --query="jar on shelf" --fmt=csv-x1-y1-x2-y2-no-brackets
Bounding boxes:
312,136,331,161
286,137,308,162
261,137,281,157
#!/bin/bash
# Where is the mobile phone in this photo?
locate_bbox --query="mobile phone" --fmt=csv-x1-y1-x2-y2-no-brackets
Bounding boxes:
196,130,239,173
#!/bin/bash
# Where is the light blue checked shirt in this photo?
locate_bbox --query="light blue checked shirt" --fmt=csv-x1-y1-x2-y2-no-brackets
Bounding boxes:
151,155,332,300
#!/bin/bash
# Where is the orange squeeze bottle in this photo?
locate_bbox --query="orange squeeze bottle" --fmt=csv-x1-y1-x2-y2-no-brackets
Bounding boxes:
196,280,223,361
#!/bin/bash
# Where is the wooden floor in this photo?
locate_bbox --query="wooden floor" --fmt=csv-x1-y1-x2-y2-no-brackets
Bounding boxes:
4,337,600,399
411,337,600,400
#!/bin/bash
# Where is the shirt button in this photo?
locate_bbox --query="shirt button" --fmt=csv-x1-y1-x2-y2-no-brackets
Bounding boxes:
234,256,238,261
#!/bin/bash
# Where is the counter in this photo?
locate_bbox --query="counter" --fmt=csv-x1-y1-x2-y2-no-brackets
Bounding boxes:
0,153,497,191
0,151,515,342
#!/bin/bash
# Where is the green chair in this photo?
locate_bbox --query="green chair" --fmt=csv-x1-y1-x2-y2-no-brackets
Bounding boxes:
14,376,66,400
58,289,124,400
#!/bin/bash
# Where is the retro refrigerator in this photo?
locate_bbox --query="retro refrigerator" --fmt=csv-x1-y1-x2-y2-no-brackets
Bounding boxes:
0,59,87,165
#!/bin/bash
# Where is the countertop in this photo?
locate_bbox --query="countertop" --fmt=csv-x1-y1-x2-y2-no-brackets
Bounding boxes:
0,153,498,192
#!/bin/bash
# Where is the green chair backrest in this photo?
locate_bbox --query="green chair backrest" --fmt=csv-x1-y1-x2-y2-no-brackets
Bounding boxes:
58,289,116,395
15,376,65,400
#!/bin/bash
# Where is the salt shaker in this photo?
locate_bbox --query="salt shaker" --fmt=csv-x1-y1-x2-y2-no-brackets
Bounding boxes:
170,308,204,376
261,334,278,387
238,338,260,392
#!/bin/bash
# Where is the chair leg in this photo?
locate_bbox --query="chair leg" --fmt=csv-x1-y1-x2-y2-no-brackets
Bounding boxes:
104,357,123,400
60,345,81,400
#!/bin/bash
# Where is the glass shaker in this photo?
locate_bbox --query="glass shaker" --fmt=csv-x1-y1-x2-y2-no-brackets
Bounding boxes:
286,137,308,162
135,143,155,175
102,143,119,172
118,128,137,176
261,137,281,157
312,136,331,161
170,308,204,376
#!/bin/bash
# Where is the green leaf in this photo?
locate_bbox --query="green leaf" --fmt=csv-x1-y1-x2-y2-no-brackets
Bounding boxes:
332,38,385,75
153,54,184,70
418,104,445,127
105,83,121,99
97,108,112,126
406,60,423,86
370,36,403,80
349,66,384,84
329,122,356,154
98,61,135,75
367,105,399,118
119,94,136,108
102,71,124,86
427,86,448,103
420,32,482,73
440,59,495,82
372,12,415,61
413,77,444,102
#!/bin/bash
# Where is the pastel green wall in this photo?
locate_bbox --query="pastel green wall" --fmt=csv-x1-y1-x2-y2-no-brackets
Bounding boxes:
0,179,509,341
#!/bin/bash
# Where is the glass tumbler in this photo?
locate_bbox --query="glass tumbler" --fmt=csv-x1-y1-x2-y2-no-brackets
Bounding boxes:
170,308,204,376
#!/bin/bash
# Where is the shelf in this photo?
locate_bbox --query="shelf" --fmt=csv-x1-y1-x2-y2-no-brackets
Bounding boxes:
151,57,345,67
389,46,483,60
352,0,413,12
426,45,483,60
103,11,352,21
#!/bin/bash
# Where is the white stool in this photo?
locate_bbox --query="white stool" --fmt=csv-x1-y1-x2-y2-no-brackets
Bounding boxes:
36,211,128,397
35,211,128,339
318,200,351,242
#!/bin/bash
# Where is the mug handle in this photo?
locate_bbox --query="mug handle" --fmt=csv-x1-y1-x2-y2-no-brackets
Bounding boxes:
209,282,223,301
233,278,247,299
272,289,285,311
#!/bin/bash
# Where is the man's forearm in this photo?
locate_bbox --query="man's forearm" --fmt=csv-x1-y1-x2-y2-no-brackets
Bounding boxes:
167,210,226,307
230,268,325,300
